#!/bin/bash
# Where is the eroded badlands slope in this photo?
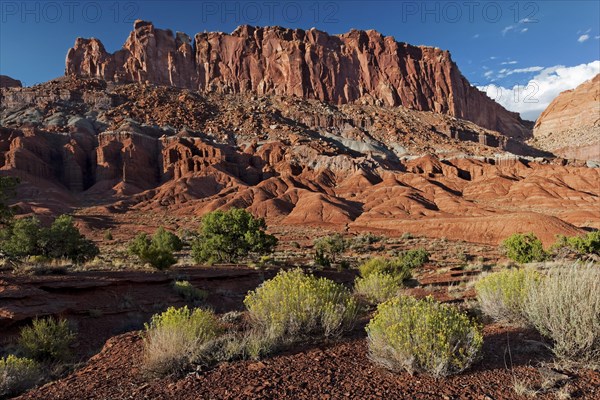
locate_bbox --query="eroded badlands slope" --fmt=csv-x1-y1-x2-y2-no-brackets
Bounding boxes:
0,78,597,245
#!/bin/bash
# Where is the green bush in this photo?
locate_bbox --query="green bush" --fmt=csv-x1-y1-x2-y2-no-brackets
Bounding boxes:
397,249,430,269
192,208,277,264
552,231,600,257
0,176,19,225
475,268,540,326
502,233,547,263
366,296,483,377
313,234,346,266
0,215,98,262
128,227,183,270
0,217,42,258
18,317,76,361
45,215,99,261
0,355,42,397
143,306,223,376
354,272,401,305
244,269,358,342
524,264,600,365
153,227,183,251
173,280,208,302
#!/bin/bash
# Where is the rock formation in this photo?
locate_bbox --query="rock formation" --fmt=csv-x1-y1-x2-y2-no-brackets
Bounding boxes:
0,75,22,88
533,74,600,161
1,78,597,246
65,20,531,140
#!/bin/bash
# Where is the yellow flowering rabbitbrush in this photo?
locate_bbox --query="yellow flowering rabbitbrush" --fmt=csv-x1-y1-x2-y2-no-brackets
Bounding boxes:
244,269,359,341
366,296,483,377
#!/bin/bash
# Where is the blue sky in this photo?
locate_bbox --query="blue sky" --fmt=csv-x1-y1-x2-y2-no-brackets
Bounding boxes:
1,1,599,120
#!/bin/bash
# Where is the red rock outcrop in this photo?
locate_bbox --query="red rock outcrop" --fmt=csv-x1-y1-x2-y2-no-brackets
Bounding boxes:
533,74,600,161
0,75,22,88
1,78,596,246
65,20,531,139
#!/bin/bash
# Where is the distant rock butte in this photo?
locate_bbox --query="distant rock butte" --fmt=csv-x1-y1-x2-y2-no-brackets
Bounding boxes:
533,74,600,161
65,20,531,140
0,75,22,88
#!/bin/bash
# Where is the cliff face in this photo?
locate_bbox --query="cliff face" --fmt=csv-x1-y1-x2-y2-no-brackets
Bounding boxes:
65,20,530,139
0,75,22,88
533,74,600,161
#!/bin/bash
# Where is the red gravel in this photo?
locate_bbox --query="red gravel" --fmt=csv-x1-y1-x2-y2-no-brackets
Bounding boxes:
17,325,600,400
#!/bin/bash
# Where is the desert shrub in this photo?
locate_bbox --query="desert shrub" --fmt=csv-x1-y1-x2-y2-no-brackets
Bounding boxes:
0,217,43,258
349,233,383,252
354,272,401,305
128,227,183,270
191,208,277,264
18,317,76,361
173,280,208,302
143,306,223,376
104,230,113,241
0,215,98,262
366,296,483,377
45,215,99,262
244,269,358,342
0,355,42,397
358,250,428,282
475,268,540,326
153,227,183,252
524,263,600,365
502,233,547,263
313,234,347,266
552,231,600,257
0,176,19,225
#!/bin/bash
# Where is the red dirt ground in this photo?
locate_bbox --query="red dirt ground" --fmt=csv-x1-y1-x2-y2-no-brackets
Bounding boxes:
16,324,600,400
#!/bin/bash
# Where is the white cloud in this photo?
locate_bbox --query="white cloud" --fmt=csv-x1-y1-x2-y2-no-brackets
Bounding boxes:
521,28,528,33
484,70,494,78
473,33,480,39
501,61,518,65
596,35,600,40
507,66,544,74
477,60,600,121
519,18,535,23
495,66,544,79
578,34,590,43
502,26,514,36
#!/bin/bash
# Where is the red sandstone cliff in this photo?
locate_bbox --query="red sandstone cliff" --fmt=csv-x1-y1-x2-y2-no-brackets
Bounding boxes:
533,74,600,161
65,20,531,140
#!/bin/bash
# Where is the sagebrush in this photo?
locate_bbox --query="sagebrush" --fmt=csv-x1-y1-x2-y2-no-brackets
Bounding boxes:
524,263,600,365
